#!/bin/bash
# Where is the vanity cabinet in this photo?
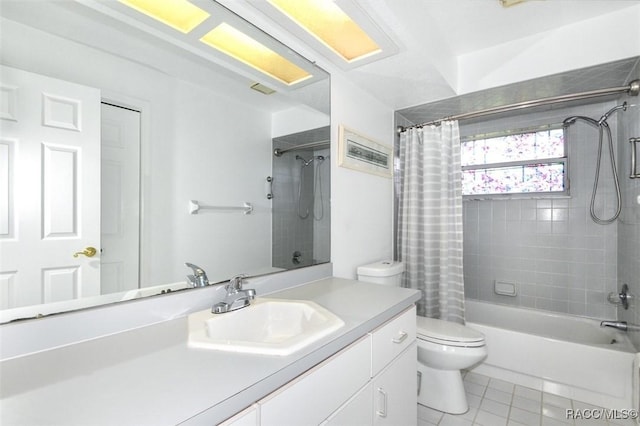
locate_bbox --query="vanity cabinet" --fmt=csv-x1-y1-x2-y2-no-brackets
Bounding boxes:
259,336,372,426
370,305,417,425
323,305,418,425
225,306,417,426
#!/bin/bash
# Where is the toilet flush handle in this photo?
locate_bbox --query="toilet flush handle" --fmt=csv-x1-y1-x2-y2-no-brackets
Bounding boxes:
392,331,408,344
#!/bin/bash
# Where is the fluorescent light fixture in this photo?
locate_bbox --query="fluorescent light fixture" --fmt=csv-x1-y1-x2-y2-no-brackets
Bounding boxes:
118,0,210,33
266,0,381,63
200,23,312,85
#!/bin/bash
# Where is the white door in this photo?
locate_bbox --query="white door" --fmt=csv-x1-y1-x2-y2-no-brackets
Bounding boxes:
0,65,101,309
100,103,140,294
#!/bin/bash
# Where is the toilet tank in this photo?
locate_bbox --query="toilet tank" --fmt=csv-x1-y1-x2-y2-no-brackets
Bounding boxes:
356,260,404,287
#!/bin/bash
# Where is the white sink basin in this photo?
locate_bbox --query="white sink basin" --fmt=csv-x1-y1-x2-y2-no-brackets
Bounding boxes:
187,298,345,356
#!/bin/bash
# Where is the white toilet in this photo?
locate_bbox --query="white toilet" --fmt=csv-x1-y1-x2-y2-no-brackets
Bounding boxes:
357,260,487,414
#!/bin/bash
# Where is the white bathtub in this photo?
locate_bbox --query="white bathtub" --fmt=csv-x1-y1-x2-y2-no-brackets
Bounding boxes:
465,300,637,410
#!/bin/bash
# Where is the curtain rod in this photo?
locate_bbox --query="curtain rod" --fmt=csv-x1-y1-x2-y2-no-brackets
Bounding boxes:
398,79,640,133
273,140,330,156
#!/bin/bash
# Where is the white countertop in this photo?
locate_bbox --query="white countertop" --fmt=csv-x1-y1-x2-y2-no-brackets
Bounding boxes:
0,278,420,425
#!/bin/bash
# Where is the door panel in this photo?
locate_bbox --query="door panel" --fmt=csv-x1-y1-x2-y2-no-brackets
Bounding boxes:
0,65,101,309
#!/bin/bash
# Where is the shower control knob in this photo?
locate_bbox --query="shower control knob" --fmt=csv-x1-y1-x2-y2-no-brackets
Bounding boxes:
607,284,632,310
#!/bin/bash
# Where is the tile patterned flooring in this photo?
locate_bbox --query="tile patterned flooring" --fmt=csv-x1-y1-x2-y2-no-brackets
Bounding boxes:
417,372,637,426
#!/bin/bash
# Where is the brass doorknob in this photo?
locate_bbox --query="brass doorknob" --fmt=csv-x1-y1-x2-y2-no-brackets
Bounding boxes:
73,247,97,258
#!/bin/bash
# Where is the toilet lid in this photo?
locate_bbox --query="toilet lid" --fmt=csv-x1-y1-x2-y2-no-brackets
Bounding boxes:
416,316,485,347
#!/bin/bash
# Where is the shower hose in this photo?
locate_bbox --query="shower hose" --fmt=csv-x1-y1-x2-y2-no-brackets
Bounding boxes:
563,102,625,224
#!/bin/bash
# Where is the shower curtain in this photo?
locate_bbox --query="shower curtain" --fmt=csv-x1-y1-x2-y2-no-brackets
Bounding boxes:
397,122,465,323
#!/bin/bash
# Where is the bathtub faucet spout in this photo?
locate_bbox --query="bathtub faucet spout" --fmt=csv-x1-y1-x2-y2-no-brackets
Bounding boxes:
600,320,628,331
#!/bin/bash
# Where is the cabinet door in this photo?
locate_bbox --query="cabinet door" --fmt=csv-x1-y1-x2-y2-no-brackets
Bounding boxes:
373,343,417,426
322,383,373,426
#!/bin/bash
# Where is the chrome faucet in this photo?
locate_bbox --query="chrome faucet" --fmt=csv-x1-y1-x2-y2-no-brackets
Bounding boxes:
185,263,209,287
600,320,628,331
212,274,256,314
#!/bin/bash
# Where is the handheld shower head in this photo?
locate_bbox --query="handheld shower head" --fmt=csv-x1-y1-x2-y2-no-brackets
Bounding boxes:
598,102,627,125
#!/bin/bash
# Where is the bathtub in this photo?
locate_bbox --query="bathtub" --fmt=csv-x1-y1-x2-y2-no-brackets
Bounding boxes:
465,300,637,410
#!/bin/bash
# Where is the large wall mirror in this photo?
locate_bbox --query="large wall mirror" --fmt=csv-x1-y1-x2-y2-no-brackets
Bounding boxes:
0,0,330,322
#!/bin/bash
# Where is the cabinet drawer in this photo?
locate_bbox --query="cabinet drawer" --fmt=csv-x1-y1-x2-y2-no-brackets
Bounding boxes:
259,336,371,426
371,305,416,376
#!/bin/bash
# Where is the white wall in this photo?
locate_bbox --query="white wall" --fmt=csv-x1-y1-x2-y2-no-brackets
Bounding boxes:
330,73,395,279
458,5,640,94
171,80,272,283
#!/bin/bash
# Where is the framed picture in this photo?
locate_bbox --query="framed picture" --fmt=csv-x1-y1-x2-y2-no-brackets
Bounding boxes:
338,125,393,178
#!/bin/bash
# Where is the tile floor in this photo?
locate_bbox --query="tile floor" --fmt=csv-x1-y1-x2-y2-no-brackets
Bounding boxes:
417,372,637,426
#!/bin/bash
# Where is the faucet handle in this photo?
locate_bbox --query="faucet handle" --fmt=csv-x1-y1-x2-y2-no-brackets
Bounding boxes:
608,284,632,310
227,274,248,291
185,262,205,276
185,263,209,287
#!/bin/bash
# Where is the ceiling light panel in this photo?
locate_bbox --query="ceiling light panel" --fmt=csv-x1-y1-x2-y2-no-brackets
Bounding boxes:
200,23,312,85
117,0,210,33
266,0,380,62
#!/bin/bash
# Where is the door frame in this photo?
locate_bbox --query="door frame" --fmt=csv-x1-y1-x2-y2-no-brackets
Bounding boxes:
101,91,150,289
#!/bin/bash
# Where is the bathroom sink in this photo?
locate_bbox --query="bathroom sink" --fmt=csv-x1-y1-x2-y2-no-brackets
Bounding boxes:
187,298,345,356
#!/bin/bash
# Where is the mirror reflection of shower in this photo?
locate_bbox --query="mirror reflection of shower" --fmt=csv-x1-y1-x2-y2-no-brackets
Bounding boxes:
295,154,329,220
272,126,331,269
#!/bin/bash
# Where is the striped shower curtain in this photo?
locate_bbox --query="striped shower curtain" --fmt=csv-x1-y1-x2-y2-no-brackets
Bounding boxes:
397,122,465,323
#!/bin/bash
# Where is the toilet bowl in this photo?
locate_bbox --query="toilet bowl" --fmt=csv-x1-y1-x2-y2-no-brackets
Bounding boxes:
416,316,487,414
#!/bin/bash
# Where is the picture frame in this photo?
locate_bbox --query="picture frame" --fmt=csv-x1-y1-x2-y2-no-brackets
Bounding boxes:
338,125,393,178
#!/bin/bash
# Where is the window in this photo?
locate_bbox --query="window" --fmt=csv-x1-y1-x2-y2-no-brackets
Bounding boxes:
461,126,567,197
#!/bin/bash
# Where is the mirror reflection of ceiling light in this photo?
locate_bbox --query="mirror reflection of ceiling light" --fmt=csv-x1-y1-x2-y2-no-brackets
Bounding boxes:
266,0,381,63
200,23,312,86
250,82,276,95
117,0,210,33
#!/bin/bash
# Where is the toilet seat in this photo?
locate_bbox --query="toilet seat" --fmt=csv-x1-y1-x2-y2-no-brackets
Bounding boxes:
417,316,485,348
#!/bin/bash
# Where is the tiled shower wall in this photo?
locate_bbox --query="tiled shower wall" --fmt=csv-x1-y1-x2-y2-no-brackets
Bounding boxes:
272,127,331,270
619,61,640,349
462,102,622,319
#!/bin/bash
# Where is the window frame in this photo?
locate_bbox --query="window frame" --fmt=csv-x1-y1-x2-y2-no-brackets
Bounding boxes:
461,123,570,199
